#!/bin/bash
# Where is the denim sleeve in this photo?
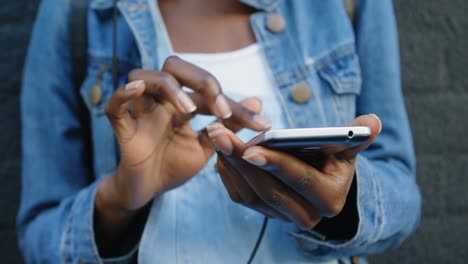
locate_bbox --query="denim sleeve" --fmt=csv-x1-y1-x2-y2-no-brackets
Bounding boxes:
17,1,136,263
294,0,422,258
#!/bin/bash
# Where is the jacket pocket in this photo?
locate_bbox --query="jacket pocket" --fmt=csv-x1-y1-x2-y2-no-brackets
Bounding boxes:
317,52,362,125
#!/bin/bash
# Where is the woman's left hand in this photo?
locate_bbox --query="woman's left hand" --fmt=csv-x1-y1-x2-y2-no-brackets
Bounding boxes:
209,114,382,229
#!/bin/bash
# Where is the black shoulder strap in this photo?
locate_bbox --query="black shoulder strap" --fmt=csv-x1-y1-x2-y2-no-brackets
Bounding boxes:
70,0,89,90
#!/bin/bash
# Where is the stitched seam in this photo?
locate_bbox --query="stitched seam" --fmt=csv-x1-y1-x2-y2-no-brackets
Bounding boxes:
367,163,385,246
274,41,357,87
118,2,152,69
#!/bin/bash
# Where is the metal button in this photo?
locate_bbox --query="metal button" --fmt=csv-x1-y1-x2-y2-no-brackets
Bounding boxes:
291,82,312,104
89,66,107,106
266,13,286,33
89,83,102,106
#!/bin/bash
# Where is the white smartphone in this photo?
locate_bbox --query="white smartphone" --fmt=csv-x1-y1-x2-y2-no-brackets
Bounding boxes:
247,126,371,158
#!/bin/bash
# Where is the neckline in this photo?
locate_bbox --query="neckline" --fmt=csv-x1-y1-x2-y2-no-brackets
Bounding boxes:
173,43,261,63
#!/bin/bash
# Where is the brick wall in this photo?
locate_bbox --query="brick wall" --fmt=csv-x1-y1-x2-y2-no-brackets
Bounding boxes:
369,1,468,263
0,1,40,263
0,1,466,263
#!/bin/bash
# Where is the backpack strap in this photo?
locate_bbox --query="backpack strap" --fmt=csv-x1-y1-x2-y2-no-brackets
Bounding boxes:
343,0,356,25
70,0,89,90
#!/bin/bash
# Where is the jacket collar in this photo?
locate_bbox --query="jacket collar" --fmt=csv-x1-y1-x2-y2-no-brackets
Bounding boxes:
90,0,114,10
240,0,279,11
90,0,279,11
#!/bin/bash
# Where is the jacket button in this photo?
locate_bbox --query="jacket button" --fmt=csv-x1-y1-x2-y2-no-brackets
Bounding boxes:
291,82,312,104
266,13,286,33
89,84,102,106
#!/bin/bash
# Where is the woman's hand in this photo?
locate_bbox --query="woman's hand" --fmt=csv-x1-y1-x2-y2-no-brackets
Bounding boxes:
94,56,271,255
210,114,381,229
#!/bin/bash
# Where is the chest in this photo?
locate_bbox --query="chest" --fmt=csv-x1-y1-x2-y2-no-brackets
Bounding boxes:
158,0,256,53
82,0,362,178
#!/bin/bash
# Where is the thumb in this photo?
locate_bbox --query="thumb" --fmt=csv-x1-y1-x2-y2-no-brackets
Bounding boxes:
337,114,382,159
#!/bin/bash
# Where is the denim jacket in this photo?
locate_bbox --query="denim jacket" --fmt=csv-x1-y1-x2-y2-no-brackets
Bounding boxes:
18,0,421,263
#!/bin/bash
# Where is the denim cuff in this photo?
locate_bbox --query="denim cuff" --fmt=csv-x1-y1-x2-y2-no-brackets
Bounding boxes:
288,155,383,257
61,180,138,264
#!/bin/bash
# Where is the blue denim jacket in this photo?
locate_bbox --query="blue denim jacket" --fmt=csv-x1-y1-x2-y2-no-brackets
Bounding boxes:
19,0,421,263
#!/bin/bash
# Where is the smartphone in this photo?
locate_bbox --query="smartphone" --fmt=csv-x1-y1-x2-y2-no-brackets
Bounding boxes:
247,126,371,161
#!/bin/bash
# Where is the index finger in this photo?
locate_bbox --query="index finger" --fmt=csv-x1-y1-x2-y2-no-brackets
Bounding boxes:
162,56,232,119
189,94,271,131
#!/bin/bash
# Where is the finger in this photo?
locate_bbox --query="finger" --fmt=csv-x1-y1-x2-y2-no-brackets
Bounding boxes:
208,125,321,229
198,126,217,162
216,157,243,204
197,100,269,161
187,95,271,132
217,155,291,222
162,56,232,119
128,69,197,114
196,120,241,162
223,97,271,132
242,146,351,218
336,114,382,160
227,151,322,229
130,94,156,118
205,122,235,155
204,121,251,156
105,80,144,143
238,97,262,113
175,95,271,132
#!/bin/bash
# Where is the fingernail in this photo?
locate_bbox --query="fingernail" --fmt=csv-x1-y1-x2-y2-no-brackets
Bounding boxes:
242,149,267,166
215,95,232,119
207,122,223,132
177,90,197,113
126,80,144,90
369,113,382,134
253,114,272,129
208,129,224,138
207,127,233,155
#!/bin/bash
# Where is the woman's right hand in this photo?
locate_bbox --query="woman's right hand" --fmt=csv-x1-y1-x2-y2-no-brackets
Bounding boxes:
96,56,271,221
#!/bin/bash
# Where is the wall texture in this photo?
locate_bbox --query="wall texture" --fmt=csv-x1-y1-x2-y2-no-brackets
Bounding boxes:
0,0,466,263
0,1,40,263
369,1,468,263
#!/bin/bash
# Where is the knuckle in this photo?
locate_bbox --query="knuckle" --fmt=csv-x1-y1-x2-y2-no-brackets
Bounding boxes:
198,74,219,94
157,72,177,88
294,175,313,192
105,106,119,122
128,68,142,81
296,218,319,230
264,192,282,208
162,55,179,70
237,104,254,117
104,99,116,119
229,193,242,204
323,197,346,217
105,111,119,123
243,195,262,208
104,105,112,118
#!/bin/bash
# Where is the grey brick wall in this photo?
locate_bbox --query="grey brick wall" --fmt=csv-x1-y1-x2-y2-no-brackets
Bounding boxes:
369,1,468,263
0,1,466,263
0,1,40,263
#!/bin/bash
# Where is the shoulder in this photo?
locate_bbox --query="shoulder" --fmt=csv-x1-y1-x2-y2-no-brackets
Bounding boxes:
23,0,75,94
26,0,76,63
34,0,73,39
